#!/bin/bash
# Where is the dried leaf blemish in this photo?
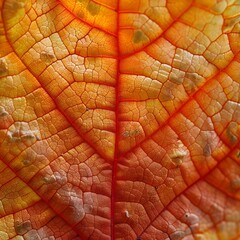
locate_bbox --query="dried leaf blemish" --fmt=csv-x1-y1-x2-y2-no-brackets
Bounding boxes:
0,59,8,77
0,106,8,117
203,143,211,157
169,230,185,240
14,220,31,235
169,140,187,166
87,1,101,16
7,122,40,144
40,51,55,64
226,122,239,144
132,30,147,44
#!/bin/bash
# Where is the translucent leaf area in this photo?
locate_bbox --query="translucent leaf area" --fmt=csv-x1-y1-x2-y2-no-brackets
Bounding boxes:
0,0,240,239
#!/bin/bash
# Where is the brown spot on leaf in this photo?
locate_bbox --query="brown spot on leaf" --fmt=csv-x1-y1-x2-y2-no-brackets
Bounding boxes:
40,51,55,64
226,122,239,144
87,1,101,16
133,30,147,44
0,59,8,77
22,159,32,166
223,16,240,33
122,129,140,137
0,106,8,117
237,150,240,159
14,220,31,235
230,177,240,190
203,143,211,157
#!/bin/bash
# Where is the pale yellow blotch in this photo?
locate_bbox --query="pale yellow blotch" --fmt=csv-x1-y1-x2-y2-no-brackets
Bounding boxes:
194,235,206,240
212,1,227,14
0,231,8,240
87,1,101,16
195,0,227,13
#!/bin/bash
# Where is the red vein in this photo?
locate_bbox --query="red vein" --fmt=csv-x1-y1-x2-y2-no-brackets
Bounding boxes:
111,0,120,238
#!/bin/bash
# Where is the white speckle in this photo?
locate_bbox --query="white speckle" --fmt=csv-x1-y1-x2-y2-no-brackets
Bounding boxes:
182,212,199,231
63,190,85,224
170,213,200,240
169,140,187,166
55,171,67,185
43,175,56,184
83,204,93,214
43,170,67,185
7,122,40,143
125,210,129,218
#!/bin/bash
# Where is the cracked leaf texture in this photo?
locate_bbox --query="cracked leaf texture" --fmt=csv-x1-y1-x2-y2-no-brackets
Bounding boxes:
0,0,240,239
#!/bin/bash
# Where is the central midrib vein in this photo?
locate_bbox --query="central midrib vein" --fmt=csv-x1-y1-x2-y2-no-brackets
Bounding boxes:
111,0,121,239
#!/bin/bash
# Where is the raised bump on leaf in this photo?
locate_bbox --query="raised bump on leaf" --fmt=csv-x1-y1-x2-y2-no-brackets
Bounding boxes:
0,106,7,117
0,59,8,77
14,220,32,235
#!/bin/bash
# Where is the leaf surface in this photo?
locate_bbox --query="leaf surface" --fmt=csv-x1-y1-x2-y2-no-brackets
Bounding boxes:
0,0,240,239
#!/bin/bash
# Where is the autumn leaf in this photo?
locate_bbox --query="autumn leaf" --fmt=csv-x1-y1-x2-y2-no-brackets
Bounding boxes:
0,0,240,239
